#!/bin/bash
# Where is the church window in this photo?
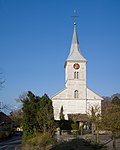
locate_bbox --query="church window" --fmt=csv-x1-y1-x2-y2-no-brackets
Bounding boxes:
74,90,79,98
74,72,79,79
74,72,76,79
77,72,79,79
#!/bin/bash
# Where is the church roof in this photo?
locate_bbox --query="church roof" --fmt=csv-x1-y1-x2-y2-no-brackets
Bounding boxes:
68,113,89,122
67,23,86,62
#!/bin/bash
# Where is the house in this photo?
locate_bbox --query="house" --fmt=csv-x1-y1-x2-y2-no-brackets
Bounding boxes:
0,111,13,131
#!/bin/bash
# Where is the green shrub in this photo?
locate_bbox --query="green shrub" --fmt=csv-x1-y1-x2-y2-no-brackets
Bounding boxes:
71,130,80,135
38,132,53,146
59,120,72,130
0,131,6,138
91,143,102,149
22,131,29,144
4,131,10,137
22,130,37,144
22,132,55,149
0,130,11,138
71,122,79,130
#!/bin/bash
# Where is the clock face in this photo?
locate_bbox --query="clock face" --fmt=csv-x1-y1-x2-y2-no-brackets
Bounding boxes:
73,63,80,69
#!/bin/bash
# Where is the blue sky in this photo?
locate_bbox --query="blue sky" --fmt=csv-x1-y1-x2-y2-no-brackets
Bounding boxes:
0,0,120,112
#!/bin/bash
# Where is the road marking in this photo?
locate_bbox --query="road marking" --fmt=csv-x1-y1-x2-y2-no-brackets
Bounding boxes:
6,139,21,145
0,145,8,149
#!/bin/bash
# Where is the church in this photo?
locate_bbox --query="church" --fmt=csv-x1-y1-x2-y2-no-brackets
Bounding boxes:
52,21,103,121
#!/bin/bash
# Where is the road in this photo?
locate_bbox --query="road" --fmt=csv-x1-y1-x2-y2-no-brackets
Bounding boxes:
0,134,22,150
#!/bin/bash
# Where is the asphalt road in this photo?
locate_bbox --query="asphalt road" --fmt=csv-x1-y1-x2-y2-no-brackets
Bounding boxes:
0,134,22,150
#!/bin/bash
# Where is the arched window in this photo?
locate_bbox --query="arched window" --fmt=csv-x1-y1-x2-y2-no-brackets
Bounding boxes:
77,72,79,79
74,90,79,99
74,72,76,79
74,72,79,79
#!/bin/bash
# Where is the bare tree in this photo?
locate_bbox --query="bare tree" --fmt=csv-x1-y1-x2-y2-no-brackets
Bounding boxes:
9,109,23,126
88,105,101,144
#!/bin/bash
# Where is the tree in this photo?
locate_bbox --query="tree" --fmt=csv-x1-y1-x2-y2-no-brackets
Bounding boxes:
37,94,55,136
9,109,23,127
20,91,56,143
88,106,101,144
59,106,65,120
20,91,40,142
111,96,120,106
102,103,120,149
59,105,65,129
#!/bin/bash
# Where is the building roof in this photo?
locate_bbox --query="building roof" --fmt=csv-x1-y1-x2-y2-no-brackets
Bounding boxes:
67,23,87,62
0,112,13,123
68,113,89,122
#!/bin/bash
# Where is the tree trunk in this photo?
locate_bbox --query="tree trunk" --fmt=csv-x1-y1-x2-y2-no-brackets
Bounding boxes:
96,126,99,144
92,123,95,135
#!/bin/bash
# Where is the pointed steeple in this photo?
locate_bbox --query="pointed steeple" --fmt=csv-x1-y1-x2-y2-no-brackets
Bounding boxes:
67,22,86,62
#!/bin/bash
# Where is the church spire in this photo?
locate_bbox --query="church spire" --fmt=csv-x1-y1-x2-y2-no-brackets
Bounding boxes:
67,21,86,62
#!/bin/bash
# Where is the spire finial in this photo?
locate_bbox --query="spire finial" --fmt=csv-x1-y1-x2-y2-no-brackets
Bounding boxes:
72,10,78,25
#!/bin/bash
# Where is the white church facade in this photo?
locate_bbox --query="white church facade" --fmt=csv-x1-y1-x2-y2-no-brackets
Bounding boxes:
52,22,103,120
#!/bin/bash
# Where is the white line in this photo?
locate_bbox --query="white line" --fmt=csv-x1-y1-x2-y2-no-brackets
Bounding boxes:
7,139,21,145
0,145,8,150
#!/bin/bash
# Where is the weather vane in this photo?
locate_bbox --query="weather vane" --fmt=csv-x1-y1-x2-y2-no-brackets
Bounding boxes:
72,10,79,24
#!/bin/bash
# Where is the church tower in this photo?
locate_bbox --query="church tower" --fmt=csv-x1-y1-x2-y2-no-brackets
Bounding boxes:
64,22,87,100
52,21,103,120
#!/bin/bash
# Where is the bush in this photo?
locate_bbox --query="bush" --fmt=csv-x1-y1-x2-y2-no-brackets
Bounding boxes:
71,130,80,135
59,120,72,130
0,131,6,138
22,132,55,150
71,122,79,130
4,131,10,137
0,130,11,138
91,143,102,149
38,133,54,146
